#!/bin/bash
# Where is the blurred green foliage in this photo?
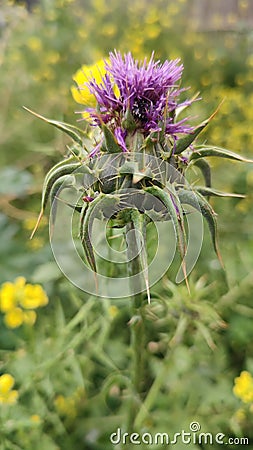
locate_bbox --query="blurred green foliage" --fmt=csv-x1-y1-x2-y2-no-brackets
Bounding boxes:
0,0,253,448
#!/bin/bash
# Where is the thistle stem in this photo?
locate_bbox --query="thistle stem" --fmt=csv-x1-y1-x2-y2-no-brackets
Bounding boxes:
126,219,146,432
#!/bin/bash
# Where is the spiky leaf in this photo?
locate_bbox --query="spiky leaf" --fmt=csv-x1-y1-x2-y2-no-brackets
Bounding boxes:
31,161,84,238
102,124,122,153
189,158,211,187
174,103,223,155
49,174,75,230
42,162,83,212
23,107,86,147
178,188,222,265
122,107,137,132
194,186,245,198
80,194,121,272
190,145,253,163
174,122,208,155
144,185,186,261
130,209,150,303
44,155,78,186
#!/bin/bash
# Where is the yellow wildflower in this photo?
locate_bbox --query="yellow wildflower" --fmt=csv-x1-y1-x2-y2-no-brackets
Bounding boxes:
233,371,253,403
0,277,48,329
54,387,85,420
27,237,45,251
146,24,160,39
4,307,24,329
0,282,16,312
54,394,68,414
23,310,37,326
239,0,249,10
71,59,108,106
0,277,26,311
27,37,42,52
21,284,48,309
15,276,26,289
54,394,77,419
108,305,119,318
71,58,120,121
234,408,246,423
23,217,47,231
45,51,60,65
30,414,42,424
101,24,117,37
0,277,27,313
0,374,18,405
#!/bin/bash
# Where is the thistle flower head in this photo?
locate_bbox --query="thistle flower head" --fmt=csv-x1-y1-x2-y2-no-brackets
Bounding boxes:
73,51,193,151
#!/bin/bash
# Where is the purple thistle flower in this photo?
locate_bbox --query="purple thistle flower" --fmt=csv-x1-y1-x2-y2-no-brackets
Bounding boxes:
83,51,193,151
89,140,102,157
83,195,94,202
114,127,128,152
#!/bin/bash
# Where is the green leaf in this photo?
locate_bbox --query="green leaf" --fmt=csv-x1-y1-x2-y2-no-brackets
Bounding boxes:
79,202,89,241
178,188,223,266
194,186,245,198
31,160,83,239
42,162,83,213
80,195,103,274
122,107,137,132
174,122,208,155
130,209,150,303
80,194,120,273
49,174,76,231
23,106,86,146
43,155,78,187
195,321,216,350
189,145,253,163
102,123,121,153
174,103,223,155
189,158,211,187
144,185,187,263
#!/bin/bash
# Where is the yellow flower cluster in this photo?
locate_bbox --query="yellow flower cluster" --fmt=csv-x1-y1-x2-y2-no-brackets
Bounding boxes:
233,371,253,403
54,387,85,420
54,394,77,420
0,374,18,405
0,277,48,329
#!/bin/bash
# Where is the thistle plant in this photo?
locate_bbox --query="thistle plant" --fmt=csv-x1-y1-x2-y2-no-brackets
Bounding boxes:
25,50,251,431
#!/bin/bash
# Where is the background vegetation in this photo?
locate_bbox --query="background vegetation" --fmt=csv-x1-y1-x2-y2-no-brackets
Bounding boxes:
0,0,253,448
